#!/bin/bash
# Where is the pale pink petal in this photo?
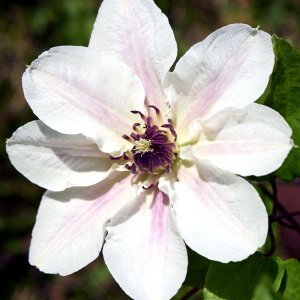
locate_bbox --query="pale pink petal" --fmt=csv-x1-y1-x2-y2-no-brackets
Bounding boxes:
189,104,293,176
29,172,136,276
23,46,145,155
160,158,268,263
103,187,187,300
89,0,177,109
164,24,274,133
6,121,113,191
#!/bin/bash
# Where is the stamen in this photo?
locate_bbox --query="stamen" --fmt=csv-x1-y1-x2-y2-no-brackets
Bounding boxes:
122,107,178,174
161,123,177,140
125,163,131,171
130,133,139,140
166,165,171,173
142,184,154,190
131,110,146,120
148,105,160,114
133,123,141,131
131,163,137,174
146,116,152,127
110,155,123,160
122,134,132,141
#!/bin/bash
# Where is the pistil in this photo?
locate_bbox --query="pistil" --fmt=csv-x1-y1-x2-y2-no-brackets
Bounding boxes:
134,138,153,155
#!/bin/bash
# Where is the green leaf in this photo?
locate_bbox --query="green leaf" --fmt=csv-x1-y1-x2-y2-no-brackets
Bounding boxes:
184,247,211,289
257,36,300,181
281,259,300,299
203,253,286,300
253,277,284,300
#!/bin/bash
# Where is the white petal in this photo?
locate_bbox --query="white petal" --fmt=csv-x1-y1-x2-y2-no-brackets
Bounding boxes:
6,121,113,191
89,0,177,109
103,187,187,300
189,104,293,176
29,172,136,276
161,158,268,263
23,46,145,155
164,24,274,132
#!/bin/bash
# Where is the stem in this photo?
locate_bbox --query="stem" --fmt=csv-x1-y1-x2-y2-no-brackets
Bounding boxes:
277,219,300,231
276,202,300,233
272,211,300,220
271,178,279,216
265,220,276,256
180,288,200,300
260,182,300,233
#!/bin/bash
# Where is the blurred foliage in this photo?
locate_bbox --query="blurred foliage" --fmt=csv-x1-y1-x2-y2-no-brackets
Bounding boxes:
0,0,300,299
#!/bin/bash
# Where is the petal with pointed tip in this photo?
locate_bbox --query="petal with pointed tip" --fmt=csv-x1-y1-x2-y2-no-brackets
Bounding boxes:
165,24,274,133
160,158,268,263
23,46,145,155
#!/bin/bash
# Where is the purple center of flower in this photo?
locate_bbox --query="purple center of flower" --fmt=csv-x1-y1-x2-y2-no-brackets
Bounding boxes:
115,105,177,175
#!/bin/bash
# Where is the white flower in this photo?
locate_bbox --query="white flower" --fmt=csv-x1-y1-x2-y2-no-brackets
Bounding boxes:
6,0,293,299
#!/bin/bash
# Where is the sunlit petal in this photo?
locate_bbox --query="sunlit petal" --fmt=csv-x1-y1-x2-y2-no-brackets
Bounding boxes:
165,24,274,133
161,157,268,263
188,104,293,176
23,46,145,155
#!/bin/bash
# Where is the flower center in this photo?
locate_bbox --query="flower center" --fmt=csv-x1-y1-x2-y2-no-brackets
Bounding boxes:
134,138,153,155
114,105,177,175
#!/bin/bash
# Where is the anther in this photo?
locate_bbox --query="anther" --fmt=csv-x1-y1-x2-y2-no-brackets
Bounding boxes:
166,165,171,173
142,184,154,190
131,110,145,120
131,163,137,174
161,124,177,140
130,133,139,140
122,134,132,141
133,123,141,131
148,105,160,114
109,155,123,160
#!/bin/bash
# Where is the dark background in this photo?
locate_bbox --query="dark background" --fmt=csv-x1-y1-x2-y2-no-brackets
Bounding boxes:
1,0,300,299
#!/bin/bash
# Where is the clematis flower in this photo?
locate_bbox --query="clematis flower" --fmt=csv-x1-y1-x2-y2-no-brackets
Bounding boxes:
6,0,293,299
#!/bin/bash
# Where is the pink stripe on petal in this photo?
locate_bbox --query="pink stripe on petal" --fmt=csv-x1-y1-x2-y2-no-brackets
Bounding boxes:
165,24,274,134
103,187,187,300
23,46,145,155
162,160,268,263
150,190,169,244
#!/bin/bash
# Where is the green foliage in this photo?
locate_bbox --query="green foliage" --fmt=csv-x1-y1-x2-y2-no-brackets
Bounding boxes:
183,252,300,300
184,248,211,289
203,253,284,300
258,36,300,181
281,259,300,300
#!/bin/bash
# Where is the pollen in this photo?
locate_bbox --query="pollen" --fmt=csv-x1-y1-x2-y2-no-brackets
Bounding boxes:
134,138,153,155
